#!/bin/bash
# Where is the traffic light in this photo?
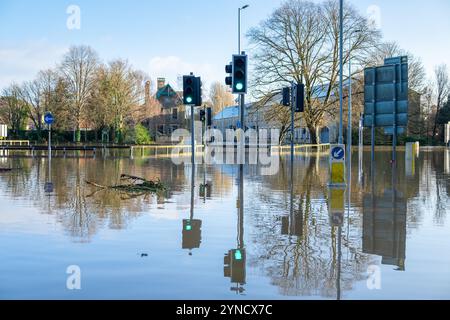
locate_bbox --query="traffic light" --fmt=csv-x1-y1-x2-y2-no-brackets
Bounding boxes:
183,75,202,106
282,87,290,106
199,109,206,122
194,76,202,107
292,83,305,113
225,62,233,88
232,54,248,94
223,249,246,285
182,219,202,250
183,75,195,105
206,107,212,127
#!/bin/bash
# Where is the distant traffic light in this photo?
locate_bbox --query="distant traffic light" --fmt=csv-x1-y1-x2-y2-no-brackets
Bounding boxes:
206,107,212,127
232,54,248,94
225,62,233,88
293,83,305,113
194,77,202,107
282,83,305,112
183,75,202,106
282,87,290,106
199,109,206,122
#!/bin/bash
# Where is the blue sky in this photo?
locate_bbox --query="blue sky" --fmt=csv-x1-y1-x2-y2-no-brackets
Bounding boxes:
0,0,449,92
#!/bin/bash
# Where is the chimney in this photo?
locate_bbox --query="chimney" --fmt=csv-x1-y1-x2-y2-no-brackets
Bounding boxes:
145,80,151,105
157,78,166,91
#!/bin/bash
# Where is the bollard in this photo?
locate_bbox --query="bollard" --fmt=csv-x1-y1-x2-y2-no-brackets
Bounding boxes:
405,142,415,176
329,144,346,187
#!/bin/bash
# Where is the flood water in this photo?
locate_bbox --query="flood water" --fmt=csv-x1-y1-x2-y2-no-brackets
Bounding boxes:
0,148,449,300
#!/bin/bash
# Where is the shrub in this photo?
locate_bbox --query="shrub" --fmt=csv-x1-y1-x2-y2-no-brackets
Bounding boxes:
134,124,152,145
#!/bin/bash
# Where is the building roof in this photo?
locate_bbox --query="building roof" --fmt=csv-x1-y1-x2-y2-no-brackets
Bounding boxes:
156,83,180,100
213,104,253,120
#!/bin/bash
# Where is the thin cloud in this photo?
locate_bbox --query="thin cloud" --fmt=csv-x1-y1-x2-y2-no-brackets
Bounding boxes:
0,40,68,90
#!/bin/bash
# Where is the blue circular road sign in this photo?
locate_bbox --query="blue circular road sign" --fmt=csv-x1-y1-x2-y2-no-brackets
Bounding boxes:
44,112,54,125
331,146,345,161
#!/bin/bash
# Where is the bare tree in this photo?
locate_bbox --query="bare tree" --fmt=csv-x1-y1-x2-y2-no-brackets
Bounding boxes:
89,59,146,143
60,46,99,142
422,82,436,141
366,41,426,93
209,82,235,115
20,78,45,140
248,0,380,144
433,64,449,138
0,84,28,136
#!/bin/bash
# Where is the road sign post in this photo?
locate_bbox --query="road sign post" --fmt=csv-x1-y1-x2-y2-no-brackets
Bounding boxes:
44,112,54,157
329,144,346,187
44,112,54,194
364,56,408,165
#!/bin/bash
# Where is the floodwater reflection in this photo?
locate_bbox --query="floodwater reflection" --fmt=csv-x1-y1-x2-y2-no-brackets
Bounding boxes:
0,149,449,299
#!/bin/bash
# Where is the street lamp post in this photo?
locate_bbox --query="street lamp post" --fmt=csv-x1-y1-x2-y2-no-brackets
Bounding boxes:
347,29,362,168
238,5,249,54
238,4,249,156
338,0,344,144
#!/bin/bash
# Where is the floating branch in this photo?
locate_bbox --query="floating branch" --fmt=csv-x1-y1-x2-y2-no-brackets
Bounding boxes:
86,174,166,194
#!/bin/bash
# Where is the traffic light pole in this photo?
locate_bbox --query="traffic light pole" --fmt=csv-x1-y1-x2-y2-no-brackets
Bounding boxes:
191,104,195,165
239,93,245,164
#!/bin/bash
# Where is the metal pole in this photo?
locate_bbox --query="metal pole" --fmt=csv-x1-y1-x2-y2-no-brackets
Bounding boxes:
191,104,195,165
291,83,295,166
190,164,195,221
392,66,397,164
347,35,352,167
238,8,241,54
238,163,244,249
337,225,342,300
358,114,363,185
338,0,344,144
240,93,245,164
48,124,52,159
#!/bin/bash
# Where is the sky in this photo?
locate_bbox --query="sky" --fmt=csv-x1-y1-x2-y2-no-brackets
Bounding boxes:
0,0,449,92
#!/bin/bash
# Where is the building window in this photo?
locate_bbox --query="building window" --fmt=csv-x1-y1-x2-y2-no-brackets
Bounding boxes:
157,125,164,135
172,108,178,120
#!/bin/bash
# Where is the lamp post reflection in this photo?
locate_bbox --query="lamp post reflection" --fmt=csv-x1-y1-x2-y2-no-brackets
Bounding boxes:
224,164,246,294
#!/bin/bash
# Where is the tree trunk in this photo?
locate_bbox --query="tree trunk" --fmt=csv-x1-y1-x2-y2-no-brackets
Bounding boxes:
308,126,318,145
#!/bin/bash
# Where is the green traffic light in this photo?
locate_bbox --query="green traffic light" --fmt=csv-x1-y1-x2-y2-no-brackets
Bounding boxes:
234,250,242,260
186,225,192,231
235,83,244,91
186,96,193,104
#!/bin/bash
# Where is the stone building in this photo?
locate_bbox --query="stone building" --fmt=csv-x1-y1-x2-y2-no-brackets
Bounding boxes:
144,78,186,142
